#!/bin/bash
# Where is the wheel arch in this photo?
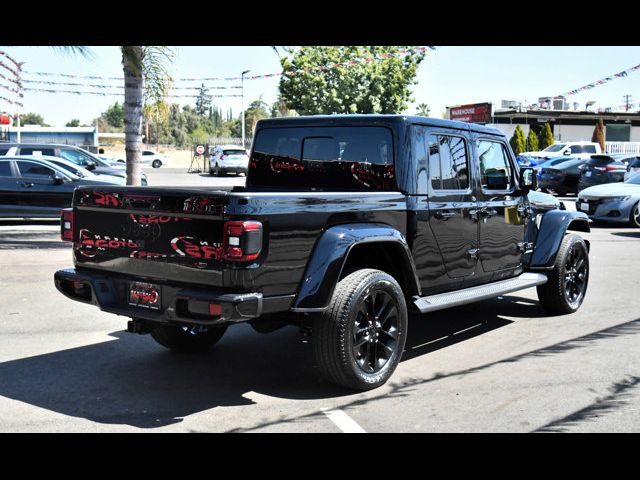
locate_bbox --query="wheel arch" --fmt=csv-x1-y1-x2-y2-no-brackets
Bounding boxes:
291,223,420,312
528,210,590,269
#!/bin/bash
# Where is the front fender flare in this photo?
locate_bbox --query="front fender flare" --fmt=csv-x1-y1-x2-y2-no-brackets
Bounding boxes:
291,223,420,311
528,210,590,269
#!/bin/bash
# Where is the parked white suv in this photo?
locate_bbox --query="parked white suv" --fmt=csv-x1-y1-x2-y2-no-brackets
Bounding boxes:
209,145,249,176
522,141,602,160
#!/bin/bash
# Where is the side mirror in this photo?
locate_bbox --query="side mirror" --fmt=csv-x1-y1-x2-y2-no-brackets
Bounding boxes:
51,173,65,185
85,160,97,171
520,167,537,193
563,149,571,155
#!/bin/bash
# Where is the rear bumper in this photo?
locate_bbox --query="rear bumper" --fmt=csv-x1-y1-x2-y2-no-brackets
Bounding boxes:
54,268,287,326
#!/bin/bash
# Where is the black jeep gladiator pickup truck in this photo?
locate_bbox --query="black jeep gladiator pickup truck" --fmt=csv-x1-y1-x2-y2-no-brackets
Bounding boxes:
54,115,590,391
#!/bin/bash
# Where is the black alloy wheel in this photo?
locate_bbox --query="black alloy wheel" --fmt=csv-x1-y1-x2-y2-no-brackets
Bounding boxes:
563,242,588,308
352,289,400,374
537,234,589,314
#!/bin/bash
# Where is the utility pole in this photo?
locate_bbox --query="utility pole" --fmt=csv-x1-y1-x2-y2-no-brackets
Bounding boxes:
623,94,632,112
241,70,250,148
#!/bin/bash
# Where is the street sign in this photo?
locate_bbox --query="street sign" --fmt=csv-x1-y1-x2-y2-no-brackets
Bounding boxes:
195,144,205,155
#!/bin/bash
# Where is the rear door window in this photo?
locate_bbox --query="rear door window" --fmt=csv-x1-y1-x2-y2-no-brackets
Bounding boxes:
0,161,14,176
427,134,469,191
248,126,395,191
0,148,10,156
19,147,56,156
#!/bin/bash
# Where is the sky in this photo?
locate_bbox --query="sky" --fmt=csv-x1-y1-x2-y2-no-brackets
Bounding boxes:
2,46,639,126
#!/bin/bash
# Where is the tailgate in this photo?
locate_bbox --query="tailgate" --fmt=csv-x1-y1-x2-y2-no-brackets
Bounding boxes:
72,187,229,285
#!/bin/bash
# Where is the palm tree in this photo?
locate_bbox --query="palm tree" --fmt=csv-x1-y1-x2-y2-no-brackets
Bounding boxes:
52,46,173,186
416,103,430,117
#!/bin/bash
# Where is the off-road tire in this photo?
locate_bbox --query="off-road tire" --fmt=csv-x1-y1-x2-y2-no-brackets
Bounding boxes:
150,324,227,353
537,234,589,314
313,269,408,391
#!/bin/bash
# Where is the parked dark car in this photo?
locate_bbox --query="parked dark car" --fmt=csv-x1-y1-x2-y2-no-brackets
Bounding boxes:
538,156,587,195
0,142,146,184
577,155,628,190
54,115,590,391
0,156,124,218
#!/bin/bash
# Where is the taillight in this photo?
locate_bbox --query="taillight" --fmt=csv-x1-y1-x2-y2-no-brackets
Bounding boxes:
223,220,262,262
220,154,226,161
605,165,622,172
60,208,74,242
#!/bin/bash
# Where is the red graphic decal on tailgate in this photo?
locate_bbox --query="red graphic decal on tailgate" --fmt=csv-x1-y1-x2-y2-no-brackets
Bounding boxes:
77,228,139,255
170,236,223,260
182,197,223,215
129,214,192,224
79,191,123,207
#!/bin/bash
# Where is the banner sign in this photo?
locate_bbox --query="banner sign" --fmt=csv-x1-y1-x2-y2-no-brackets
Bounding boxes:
449,103,492,123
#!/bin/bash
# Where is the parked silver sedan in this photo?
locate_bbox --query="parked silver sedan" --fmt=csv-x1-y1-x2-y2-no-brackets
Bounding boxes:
576,173,640,227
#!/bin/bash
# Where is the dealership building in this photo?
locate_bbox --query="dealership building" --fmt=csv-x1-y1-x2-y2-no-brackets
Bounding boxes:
447,101,640,143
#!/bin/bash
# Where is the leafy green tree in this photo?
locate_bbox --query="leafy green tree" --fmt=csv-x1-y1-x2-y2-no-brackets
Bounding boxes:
102,102,125,129
592,119,605,153
538,122,554,150
195,83,212,117
526,127,539,151
278,46,426,114
65,119,81,127
509,125,526,155
244,98,270,136
416,103,430,116
20,112,48,126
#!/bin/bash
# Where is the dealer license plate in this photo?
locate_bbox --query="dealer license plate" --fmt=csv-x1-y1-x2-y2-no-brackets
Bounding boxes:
128,281,161,310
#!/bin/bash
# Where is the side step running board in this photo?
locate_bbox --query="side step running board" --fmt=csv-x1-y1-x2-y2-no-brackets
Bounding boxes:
413,272,548,314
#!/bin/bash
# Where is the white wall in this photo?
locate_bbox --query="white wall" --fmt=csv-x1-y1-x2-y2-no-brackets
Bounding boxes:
488,122,640,143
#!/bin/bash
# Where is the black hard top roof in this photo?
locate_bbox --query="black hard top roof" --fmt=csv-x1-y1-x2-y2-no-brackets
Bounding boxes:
256,114,503,136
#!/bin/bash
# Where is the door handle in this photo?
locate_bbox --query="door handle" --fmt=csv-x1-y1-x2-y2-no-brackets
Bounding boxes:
17,181,34,188
517,205,531,217
434,211,456,221
468,248,480,259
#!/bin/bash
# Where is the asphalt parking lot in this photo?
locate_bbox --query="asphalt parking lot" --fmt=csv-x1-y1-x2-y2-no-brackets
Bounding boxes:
0,168,639,432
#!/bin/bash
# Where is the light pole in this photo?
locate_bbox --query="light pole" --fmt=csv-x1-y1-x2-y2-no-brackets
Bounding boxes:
241,69,250,148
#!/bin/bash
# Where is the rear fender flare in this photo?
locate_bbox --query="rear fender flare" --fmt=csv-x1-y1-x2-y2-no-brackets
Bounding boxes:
291,223,420,311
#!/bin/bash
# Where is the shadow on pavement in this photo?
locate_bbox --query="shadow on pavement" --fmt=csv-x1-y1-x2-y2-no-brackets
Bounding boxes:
0,228,67,250
0,220,59,226
610,231,640,239
0,294,550,429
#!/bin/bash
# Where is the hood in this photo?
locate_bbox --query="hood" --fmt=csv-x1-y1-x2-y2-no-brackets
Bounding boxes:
579,182,640,198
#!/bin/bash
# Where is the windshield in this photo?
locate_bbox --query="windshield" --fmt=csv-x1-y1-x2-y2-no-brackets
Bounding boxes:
626,173,640,185
543,144,566,152
50,160,95,178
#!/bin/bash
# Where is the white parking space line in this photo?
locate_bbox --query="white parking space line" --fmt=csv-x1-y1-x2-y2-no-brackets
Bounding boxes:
321,408,367,433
